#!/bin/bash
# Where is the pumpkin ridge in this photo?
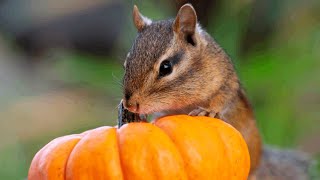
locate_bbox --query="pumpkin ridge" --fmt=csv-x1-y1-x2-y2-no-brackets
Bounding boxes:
117,122,188,180
61,135,83,180
28,134,82,180
66,126,123,180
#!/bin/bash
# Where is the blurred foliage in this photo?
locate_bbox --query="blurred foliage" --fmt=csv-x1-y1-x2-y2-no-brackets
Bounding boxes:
0,0,319,179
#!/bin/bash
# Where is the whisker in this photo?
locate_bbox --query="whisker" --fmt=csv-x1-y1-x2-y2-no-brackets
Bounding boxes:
112,73,124,88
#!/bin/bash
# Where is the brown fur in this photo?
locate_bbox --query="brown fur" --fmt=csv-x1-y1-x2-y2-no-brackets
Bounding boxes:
123,4,315,178
123,3,261,172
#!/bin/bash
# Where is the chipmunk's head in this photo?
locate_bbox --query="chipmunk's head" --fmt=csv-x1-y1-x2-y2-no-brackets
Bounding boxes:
123,4,211,114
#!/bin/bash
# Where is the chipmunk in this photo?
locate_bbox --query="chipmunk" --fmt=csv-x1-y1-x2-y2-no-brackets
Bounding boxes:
122,4,316,179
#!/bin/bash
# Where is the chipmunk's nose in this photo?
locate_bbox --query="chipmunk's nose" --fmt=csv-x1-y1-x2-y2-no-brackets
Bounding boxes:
125,92,131,102
124,101,140,113
123,92,140,113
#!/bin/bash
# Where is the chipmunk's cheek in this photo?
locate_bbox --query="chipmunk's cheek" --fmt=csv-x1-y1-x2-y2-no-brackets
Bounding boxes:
134,102,159,115
135,103,153,114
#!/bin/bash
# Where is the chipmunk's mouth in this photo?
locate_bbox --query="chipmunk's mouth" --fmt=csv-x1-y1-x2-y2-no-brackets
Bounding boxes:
123,96,192,115
127,106,154,115
123,101,139,113
124,103,159,115
129,103,187,115
123,98,156,114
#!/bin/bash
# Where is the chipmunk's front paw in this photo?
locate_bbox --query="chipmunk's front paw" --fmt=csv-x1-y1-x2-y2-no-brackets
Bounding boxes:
188,107,217,117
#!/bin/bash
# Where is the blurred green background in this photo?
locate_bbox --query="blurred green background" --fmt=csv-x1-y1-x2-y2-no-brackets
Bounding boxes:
0,0,319,179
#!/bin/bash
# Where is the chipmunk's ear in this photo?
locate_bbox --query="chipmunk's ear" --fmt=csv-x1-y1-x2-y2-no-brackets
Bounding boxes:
133,5,152,32
173,4,197,46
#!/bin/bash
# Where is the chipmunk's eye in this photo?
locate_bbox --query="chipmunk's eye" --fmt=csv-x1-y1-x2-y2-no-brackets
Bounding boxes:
159,60,172,77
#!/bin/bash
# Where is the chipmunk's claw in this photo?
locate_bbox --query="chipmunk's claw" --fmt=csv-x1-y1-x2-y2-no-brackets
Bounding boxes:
189,108,206,116
208,111,217,118
188,107,217,118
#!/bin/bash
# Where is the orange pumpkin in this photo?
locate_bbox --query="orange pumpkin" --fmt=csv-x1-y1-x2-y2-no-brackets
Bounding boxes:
28,115,250,180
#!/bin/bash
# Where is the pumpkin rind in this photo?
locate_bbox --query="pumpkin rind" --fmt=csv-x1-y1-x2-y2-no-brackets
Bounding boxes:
153,115,232,180
118,123,188,180
66,127,123,180
28,115,250,180
28,135,82,180
197,116,251,179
